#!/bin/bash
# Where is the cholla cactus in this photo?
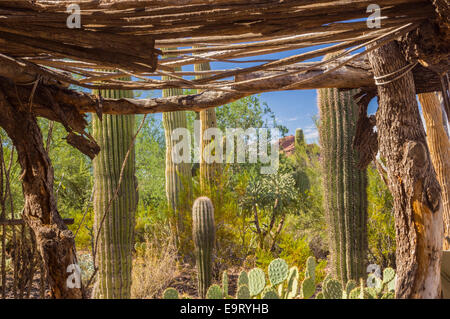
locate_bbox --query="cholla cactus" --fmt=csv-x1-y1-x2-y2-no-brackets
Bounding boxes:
192,197,216,298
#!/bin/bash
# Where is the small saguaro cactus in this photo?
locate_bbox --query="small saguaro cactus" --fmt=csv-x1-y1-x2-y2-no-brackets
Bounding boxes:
192,197,216,298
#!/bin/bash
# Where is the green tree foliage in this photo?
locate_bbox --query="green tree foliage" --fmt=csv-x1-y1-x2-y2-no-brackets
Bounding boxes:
367,165,396,268
39,119,93,214
283,129,325,250
134,115,166,210
215,95,288,135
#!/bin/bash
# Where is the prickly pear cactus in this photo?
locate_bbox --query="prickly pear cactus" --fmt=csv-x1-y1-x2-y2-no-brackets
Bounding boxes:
248,268,266,296
316,292,324,299
163,288,179,299
344,279,357,298
348,287,362,299
383,268,395,284
305,256,316,281
286,267,299,299
262,287,280,299
238,271,249,287
300,276,316,299
206,284,223,299
348,278,368,299
192,197,216,298
323,279,343,299
268,258,289,286
222,271,229,296
236,285,251,299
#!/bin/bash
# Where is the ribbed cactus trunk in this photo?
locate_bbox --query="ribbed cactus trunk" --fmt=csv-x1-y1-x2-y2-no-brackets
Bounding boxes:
92,81,137,299
318,85,368,284
192,197,216,298
195,61,221,194
162,50,192,245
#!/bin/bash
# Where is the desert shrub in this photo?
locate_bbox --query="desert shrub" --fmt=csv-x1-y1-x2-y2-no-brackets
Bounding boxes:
131,226,180,299
76,252,95,284
367,165,396,269
67,207,94,250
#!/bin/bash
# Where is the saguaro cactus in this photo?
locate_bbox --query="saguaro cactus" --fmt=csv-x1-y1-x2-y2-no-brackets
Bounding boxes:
195,61,221,193
192,196,216,298
317,77,368,283
295,128,305,148
92,76,137,298
162,50,192,244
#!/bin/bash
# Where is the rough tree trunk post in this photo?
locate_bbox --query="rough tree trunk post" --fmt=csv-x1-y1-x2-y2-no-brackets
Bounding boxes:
368,41,443,299
0,89,82,298
418,92,450,250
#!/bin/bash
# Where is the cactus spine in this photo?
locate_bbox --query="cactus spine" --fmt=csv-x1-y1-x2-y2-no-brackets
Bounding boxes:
162,49,192,244
194,61,221,193
317,61,368,283
92,76,137,298
192,197,216,298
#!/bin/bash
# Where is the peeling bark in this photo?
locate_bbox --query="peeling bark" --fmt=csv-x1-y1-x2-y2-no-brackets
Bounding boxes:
0,89,82,298
368,41,443,299
418,92,450,250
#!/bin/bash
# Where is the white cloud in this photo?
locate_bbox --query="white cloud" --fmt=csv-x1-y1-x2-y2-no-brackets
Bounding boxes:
302,125,319,143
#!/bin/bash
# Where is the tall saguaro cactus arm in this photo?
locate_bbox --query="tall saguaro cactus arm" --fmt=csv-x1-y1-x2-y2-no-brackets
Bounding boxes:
195,61,221,194
317,62,368,284
162,49,193,244
92,79,137,299
192,197,216,298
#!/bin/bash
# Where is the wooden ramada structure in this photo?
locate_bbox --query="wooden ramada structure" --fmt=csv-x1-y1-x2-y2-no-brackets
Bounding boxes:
0,0,448,298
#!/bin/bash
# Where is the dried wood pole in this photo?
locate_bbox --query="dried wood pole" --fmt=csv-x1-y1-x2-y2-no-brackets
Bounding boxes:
418,92,450,250
368,41,443,299
0,89,82,298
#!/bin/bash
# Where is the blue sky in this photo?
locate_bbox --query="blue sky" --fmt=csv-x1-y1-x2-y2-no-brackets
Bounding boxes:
136,44,380,145
139,45,332,144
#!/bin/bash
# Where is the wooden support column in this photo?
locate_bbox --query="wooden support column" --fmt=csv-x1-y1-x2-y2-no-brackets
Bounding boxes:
368,41,443,299
0,89,83,299
418,92,450,250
